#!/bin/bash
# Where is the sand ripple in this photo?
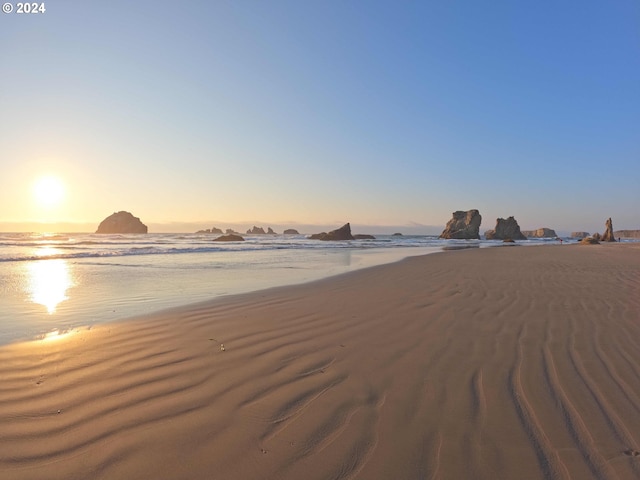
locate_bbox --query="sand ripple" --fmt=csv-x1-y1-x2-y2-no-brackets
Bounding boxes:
1,244,639,479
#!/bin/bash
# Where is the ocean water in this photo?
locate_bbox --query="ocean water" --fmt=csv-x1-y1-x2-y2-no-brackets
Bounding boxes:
0,232,569,345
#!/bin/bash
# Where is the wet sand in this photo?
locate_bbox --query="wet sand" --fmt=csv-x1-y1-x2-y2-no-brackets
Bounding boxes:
1,243,639,479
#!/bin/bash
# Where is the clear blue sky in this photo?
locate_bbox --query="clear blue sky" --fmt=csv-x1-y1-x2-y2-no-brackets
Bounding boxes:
1,1,638,233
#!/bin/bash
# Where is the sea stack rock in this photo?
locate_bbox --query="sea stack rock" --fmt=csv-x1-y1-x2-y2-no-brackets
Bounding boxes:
283,229,300,235
213,234,244,242
310,223,355,241
580,237,600,245
267,227,276,234
571,232,590,239
195,227,223,234
485,217,526,240
96,211,147,234
521,227,557,238
353,234,376,240
440,210,482,239
246,226,266,234
601,218,616,242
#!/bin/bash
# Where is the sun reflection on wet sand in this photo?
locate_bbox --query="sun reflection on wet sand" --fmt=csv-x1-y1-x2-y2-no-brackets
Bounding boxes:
41,329,75,342
26,259,74,314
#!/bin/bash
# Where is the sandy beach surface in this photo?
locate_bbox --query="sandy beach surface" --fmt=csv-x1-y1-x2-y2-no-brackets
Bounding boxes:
1,243,639,480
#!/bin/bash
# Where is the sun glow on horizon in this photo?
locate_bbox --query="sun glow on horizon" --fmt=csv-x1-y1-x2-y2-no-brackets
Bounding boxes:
33,176,65,210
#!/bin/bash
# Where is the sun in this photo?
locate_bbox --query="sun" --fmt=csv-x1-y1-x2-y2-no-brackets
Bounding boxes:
33,175,65,209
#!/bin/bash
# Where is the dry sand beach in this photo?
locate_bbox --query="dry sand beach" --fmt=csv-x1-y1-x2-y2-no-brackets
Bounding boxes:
1,243,639,480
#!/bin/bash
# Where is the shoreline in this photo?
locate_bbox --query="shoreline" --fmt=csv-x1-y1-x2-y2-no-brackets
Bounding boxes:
0,244,444,346
1,243,639,479
0,241,560,347
9,241,630,347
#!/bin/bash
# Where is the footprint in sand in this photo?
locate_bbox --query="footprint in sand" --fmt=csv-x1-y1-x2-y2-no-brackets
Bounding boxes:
623,449,640,457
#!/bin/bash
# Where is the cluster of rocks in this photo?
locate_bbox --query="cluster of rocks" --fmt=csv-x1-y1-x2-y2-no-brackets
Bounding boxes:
438,210,528,241
96,211,631,246
196,226,301,235
196,227,224,234
579,218,617,245
94,212,304,241
438,210,627,244
201,223,377,242
245,226,275,234
204,225,302,242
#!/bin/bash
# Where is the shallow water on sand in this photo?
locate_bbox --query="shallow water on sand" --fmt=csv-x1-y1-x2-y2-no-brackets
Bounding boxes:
0,242,441,344
0,231,598,345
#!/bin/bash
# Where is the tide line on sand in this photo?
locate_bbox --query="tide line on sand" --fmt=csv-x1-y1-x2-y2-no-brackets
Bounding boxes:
1,243,639,479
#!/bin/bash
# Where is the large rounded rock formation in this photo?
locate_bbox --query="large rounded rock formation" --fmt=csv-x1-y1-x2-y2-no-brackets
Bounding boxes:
440,210,482,240
485,216,526,241
96,211,147,234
